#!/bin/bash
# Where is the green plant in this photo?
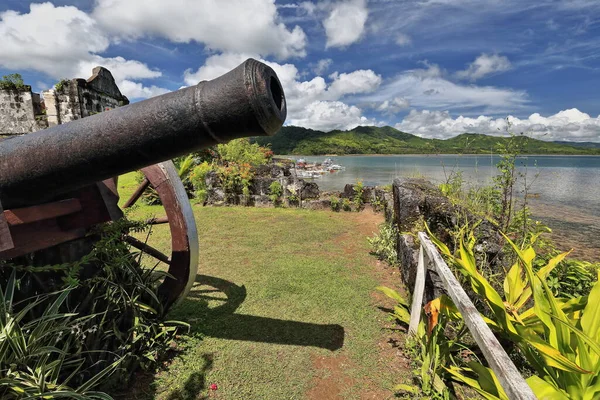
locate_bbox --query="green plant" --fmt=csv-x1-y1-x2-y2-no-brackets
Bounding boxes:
353,180,365,211
216,138,269,167
0,73,27,90
189,161,213,204
268,181,283,205
368,222,399,266
342,198,352,212
439,170,464,199
538,256,599,299
428,226,600,399
378,287,460,399
54,79,70,92
0,271,121,399
330,196,341,212
0,219,189,398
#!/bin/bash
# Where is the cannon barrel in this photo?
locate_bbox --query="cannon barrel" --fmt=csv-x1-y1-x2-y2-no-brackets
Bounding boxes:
0,59,286,209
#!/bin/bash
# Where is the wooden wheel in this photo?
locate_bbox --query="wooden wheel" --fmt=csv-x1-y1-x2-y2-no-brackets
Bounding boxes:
120,161,199,308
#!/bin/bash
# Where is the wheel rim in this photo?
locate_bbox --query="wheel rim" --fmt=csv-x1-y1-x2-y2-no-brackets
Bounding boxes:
120,161,199,308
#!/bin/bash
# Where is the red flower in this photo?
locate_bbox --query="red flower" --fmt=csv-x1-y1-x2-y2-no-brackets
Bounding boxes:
209,383,218,391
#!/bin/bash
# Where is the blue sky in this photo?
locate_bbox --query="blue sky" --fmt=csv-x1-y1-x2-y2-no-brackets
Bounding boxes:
1,0,599,141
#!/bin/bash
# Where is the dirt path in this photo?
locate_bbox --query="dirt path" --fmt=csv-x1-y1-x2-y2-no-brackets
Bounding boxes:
306,208,412,400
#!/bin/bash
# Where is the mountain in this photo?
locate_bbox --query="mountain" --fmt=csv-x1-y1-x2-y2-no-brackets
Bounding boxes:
253,126,600,155
553,141,600,149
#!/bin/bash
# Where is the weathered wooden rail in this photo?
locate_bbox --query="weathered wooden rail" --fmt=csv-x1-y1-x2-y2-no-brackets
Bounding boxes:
408,231,537,400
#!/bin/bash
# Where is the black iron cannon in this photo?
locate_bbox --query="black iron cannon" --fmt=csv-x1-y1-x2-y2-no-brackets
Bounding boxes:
0,58,286,306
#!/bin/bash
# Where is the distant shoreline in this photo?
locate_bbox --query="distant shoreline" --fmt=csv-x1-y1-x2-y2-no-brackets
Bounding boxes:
278,153,600,157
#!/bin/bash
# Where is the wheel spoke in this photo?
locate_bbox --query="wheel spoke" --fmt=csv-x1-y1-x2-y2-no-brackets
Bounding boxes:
146,216,169,225
123,178,150,208
124,235,170,265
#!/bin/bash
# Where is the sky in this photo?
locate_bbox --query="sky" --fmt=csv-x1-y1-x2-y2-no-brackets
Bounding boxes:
1,0,600,142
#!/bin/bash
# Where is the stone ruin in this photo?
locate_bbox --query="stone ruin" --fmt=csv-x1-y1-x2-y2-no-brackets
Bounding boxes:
0,67,128,139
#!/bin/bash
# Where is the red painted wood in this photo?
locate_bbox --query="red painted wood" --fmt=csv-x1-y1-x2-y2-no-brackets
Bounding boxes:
4,199,82,226
0,219,85,260
0,200,14,252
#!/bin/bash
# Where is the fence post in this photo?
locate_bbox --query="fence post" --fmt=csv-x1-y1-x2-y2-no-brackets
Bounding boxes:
416,232,537,400
408,245,426,335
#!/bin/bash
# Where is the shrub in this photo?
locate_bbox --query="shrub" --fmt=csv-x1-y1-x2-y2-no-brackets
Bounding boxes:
54,78,70,92
368,222,399,266
342,198,352,212
0,73,27,90
189,161,213,204
269,181,283,205
353,180,365,211
216,138,268,166
0,219,188,398
330,196,341,212
426,226,600,399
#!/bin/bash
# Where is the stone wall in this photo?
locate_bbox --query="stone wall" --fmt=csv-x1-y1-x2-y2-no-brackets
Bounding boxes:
44,67,128,127
0,87,46,138
392,177,504,303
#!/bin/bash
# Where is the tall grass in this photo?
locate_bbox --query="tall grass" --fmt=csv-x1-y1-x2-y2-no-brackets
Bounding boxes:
0,219,188,399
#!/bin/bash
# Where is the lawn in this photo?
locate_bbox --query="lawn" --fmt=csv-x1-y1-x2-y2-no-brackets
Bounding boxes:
117,173,410,399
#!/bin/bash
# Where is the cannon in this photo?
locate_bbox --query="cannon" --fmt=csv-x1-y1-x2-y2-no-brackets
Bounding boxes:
0,58,287,307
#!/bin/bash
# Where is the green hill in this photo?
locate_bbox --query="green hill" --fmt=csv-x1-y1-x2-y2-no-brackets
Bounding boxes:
254,126,600,155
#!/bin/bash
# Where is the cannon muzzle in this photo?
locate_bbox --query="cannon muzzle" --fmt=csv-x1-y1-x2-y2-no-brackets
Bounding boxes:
0,59,286,209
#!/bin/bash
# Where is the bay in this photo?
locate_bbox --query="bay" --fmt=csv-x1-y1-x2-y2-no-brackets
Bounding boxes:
287,154,600,259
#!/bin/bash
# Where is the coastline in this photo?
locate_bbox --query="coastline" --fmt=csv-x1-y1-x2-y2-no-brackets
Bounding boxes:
280,153,600,157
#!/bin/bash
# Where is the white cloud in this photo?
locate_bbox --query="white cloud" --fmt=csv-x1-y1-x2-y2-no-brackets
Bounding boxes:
359,62,527,114
327,69,381,98
456,53,512,81
323,0,369,48
287,101,377,131
0,3,168,100
312,58,333,75
185,52,382,130
0,3,109,78
376,97,410,115
119,80,170,99
395,33,412,47
395,108,600,141
76,56,162,82
92,0,306,59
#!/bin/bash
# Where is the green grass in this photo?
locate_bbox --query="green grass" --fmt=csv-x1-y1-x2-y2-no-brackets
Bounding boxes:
117,174,408,399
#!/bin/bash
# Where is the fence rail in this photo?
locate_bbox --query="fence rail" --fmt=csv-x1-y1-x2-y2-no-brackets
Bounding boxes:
409,231,537,400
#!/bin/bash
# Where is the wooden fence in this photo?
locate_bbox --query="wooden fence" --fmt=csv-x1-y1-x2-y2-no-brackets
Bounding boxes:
408,232,537,400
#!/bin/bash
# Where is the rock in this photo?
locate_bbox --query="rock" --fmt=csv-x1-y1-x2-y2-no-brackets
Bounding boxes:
300,181,320,199
341,184,355,199
392,177,506,291
205,171,225,205
250,176,275,196
302,198,332,210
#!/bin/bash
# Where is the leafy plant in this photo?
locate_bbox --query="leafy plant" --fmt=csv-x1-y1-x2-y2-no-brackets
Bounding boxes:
0,218,189,398
427,226,600,399
353,180,365,211
378,287,460,399
287,187,300,207
330,196,341,212
189,161,213,204
0,73,27,90
368,222,399,266
216,138,269,167
269,181,283,205
342,198,352,212
54,78,70,92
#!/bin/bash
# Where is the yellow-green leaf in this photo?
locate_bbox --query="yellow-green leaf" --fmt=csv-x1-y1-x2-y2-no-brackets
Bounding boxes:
526,375,569,400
